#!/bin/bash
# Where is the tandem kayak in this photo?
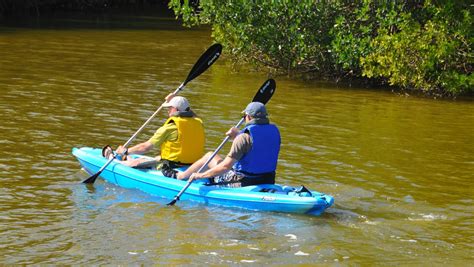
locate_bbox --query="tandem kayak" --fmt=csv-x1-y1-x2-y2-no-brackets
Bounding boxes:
72,147,334,215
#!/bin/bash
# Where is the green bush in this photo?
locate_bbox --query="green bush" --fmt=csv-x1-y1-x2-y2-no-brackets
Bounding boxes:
361,1,473,95
170,0,338,75
170,0,472,96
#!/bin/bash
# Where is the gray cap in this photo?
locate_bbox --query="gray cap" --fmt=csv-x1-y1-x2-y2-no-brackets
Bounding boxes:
243,102,267,118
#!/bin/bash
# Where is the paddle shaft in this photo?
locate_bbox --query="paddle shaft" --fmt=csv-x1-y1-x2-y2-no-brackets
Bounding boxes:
123,84,183,149
169,116,245,203
196,117,245,174
82,44,222,184
82,84,184,183
167,78,276,205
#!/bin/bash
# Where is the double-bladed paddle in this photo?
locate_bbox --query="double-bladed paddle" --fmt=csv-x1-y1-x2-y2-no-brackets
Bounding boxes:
167,78,276,206
82,43,223,184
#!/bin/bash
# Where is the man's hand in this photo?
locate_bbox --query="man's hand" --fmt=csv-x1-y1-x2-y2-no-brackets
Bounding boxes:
189,172,205,181
165,93,175,103
225,127,240,140
116,145,127,155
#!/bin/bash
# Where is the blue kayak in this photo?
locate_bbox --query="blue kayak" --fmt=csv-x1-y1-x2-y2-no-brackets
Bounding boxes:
72,147,334,215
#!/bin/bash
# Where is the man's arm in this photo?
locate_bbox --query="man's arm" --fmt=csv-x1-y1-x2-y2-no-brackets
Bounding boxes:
117,141,154,155
128,141,154,155
116,123,177,156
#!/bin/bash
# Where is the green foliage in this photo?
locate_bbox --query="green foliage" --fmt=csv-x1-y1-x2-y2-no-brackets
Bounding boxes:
170,0,472,96
330,2,405,75
170,0,338,75
361,1,473,95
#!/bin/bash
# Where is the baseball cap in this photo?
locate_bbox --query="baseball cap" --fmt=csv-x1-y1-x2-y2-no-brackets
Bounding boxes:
163,96,190,111
243,102,267,118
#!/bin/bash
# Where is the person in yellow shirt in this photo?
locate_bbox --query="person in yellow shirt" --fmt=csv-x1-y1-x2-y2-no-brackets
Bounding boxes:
104,95,205,178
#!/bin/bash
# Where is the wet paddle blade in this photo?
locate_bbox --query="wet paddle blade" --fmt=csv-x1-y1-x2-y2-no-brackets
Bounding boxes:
166,199,177,206
82,172,100,184
252,78,276,105
184,43,223,86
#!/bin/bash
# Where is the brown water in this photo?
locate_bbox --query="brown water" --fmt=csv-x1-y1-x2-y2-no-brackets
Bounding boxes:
0,16,473,265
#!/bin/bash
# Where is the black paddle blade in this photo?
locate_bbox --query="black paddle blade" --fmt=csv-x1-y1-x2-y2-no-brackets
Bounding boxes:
184,43,222,86
82,172,100,184
166,198,178,206
252,78,276,105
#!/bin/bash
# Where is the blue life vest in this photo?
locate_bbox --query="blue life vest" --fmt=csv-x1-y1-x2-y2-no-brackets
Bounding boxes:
233,123,281,175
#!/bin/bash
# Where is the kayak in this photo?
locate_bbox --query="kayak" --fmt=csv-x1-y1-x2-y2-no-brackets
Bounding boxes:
72,147,334,215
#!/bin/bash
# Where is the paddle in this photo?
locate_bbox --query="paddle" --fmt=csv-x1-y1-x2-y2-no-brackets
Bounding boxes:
167,78,276,206
82,43,223,184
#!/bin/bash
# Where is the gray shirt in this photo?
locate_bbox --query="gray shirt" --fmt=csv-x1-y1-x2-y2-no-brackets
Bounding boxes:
227,133,251,160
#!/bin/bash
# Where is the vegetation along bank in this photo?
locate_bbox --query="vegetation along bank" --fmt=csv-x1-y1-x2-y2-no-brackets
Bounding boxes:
170,1,472,97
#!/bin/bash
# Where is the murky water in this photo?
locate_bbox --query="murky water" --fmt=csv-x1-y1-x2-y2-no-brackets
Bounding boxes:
0,16,473,265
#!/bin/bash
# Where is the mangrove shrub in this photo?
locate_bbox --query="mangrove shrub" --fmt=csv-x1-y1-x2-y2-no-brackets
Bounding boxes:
169,0,472,96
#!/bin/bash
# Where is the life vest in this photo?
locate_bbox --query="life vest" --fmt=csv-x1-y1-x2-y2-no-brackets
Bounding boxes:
233,123,280,175
160,116,205,164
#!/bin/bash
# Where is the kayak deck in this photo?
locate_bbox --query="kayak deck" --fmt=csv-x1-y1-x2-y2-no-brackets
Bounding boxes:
72,147,334,215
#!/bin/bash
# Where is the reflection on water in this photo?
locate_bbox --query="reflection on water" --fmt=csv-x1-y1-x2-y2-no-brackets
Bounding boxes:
0,15,473,265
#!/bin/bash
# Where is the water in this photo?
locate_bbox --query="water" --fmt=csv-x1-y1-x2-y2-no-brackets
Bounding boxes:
0,15,473,265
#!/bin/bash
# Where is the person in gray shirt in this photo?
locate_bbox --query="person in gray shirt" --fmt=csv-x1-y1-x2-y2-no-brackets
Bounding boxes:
177,102,281,187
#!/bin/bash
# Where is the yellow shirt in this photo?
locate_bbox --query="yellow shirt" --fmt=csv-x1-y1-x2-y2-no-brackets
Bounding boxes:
148,123,178,147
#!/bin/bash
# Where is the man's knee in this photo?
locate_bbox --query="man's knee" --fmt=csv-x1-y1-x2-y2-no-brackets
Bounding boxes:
200,152,214,162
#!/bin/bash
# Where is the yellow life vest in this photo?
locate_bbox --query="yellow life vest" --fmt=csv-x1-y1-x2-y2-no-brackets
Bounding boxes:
160,116,205,164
